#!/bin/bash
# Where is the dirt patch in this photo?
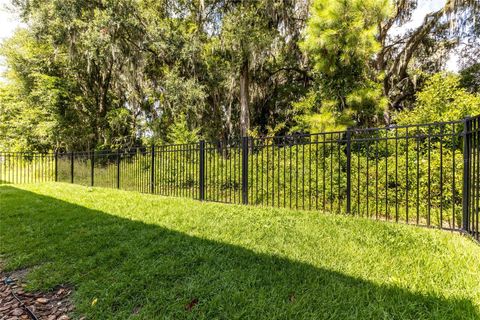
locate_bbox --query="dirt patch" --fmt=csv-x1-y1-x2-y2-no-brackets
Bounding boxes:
0,270,74,320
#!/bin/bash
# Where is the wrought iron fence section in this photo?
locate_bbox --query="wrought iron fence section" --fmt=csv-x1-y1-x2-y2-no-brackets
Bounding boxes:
1,115,479,242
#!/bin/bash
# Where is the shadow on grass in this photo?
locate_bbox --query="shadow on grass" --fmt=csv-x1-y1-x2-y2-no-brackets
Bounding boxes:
0,185,478,319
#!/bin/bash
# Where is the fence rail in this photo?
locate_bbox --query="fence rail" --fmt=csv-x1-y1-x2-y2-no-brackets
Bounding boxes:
1,116,479,242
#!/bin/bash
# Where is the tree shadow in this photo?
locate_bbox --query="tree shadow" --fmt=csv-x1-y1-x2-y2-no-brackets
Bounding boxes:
0,185,478,319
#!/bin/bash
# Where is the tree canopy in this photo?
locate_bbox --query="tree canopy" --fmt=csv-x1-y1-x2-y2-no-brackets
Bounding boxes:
0,0,479,151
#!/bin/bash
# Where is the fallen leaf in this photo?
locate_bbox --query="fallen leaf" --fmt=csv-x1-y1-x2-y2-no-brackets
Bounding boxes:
185,298,199,311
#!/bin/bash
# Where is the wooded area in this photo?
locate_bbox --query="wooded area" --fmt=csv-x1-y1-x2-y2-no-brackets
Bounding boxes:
0,0,479,152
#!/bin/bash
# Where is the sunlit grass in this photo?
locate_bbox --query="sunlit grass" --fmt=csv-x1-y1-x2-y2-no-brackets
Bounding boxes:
0,183,479,319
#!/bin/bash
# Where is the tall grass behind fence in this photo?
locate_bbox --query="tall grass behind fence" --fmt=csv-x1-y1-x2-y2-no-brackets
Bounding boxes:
1,116,479,241
0,152,55,184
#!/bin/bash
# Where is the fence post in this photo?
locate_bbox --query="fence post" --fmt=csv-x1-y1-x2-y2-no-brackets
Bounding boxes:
462,117,472,233
91,150,95,187
346,128,352,214
199,140,205,201
150,145,155,194
242,136,249,205
70,152,74,184
116,149,121,189
54,152,58,182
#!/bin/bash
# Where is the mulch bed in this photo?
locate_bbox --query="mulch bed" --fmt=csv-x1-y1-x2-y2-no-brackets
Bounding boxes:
0,270,74,320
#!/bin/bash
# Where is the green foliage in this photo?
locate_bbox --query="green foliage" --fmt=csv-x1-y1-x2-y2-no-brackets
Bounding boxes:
460,63,480,93
167,114,201,144
0,0,312,150
2,0,479,150
298,0,391,130
106,108,135,149
0,30,85,152
291,90,349,133
396,73,480,125
301,0,390,76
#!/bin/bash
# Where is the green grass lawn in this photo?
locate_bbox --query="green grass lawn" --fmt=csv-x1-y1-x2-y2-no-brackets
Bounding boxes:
0,183,479,319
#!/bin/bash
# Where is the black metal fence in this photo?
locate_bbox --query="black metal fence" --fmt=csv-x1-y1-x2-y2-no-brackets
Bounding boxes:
1,116,479,242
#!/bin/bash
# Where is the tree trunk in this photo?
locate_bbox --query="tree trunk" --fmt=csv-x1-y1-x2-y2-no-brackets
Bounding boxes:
240,57,250,137
383,8,444,112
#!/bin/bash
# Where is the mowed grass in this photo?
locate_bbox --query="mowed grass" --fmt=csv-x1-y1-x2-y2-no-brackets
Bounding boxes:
0,183,479,319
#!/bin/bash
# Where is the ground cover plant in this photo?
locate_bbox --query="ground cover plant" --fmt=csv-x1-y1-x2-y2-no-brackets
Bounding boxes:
1,183,479,319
